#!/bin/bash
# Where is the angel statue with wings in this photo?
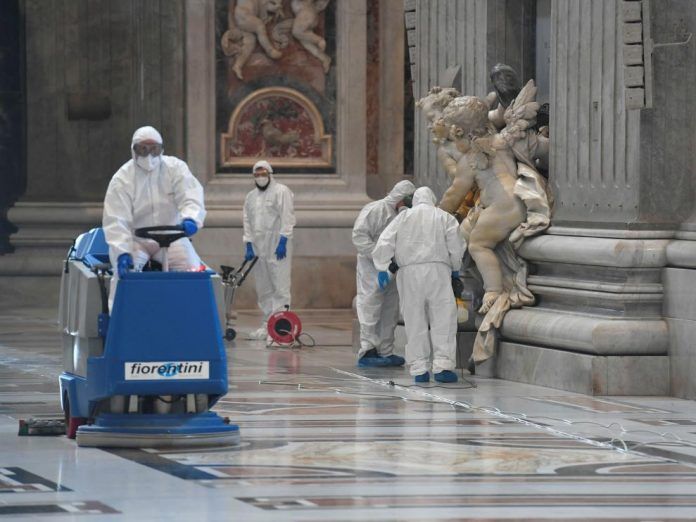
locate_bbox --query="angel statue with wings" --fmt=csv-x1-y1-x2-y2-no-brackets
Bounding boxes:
417,67,552,367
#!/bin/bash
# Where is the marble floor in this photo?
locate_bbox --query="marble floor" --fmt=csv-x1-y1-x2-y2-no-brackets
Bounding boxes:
2,305,696,521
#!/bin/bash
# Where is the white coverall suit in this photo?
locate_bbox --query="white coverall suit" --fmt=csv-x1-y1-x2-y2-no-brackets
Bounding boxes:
372,187,465,376
243,175,296,328
103,127,206,309
352,180,415,358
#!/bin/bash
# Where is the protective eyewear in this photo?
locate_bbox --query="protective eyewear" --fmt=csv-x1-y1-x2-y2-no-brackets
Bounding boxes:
132,142,163,157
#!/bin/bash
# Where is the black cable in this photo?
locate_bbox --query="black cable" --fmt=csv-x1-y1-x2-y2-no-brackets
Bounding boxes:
273,328,317,349
387,379,477,390
295,332,316,348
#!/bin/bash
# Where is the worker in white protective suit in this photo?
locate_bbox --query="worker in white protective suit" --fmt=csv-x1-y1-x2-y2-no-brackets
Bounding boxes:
102,126,206,310
243,160,296,340
352,180,415,367
372,186,465,383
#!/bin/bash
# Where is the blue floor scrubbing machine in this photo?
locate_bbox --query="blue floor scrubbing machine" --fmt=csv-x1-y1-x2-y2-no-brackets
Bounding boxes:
58,226,239,448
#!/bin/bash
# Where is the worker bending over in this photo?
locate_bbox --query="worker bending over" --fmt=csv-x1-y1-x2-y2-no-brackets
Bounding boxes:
352,180,415,367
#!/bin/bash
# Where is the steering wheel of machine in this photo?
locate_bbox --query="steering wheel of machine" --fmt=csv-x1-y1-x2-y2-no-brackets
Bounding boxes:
134,225,187,248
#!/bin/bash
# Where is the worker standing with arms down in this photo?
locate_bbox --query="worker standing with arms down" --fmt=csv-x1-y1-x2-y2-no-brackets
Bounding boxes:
243,160,296,340
103,126,206,309
372,186,465,383
352,180,415,367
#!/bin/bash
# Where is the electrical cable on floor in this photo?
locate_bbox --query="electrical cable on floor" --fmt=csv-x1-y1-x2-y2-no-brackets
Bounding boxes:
270,328,317,349
258,374,696,453
258,378,448,404
329,367,696,459
251,355,696,458
389,379,477,390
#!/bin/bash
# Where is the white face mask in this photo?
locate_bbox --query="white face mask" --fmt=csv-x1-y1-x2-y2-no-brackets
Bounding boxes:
255,176,270,188
136,154,161,172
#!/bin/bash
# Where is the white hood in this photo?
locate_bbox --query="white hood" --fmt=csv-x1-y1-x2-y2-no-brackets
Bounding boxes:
412,186,437,207
383,180,416,207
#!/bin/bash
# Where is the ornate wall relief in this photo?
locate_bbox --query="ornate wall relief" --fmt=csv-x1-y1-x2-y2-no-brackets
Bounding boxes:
216,0,336,172
220,86,332,167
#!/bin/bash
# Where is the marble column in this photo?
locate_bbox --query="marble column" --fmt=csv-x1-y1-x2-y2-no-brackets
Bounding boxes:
0,0,187,304
493,0,682,395
366,0,408,199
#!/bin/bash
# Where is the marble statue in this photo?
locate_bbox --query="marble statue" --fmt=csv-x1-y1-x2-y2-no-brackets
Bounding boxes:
221,0,286,80
417,74,552,365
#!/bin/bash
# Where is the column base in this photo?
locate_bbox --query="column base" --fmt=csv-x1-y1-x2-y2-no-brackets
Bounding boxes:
472,341,669,396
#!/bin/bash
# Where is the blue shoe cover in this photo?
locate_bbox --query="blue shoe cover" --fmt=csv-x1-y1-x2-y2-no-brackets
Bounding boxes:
385,354,405,366
434,370,458,383
358,349,392,367
414,372,429,383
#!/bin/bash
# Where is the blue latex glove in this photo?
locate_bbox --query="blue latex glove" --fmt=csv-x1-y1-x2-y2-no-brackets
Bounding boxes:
117,253,133,278
275,235,288,260
451,271,460,278
378,271,390,290
181,218,198,237
244,242,255,262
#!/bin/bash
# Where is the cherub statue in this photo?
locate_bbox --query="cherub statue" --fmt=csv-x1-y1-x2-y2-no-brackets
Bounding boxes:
416,87,476,219
221,0,286,80
290,0,332,72
418,78,552,365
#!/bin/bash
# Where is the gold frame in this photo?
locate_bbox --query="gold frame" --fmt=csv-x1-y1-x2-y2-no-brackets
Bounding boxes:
220,86,333,168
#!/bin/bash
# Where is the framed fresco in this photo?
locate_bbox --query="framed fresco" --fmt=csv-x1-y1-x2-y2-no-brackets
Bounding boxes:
216,0,336,173
220,87,332,167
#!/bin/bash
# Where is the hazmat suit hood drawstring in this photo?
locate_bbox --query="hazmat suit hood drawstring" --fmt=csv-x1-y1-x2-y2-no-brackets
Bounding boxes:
412,186,437,207
384,180,416,208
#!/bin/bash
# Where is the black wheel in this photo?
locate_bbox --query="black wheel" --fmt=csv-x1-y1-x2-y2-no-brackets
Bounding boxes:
225,328,236,341
64,394,78,439
63,392,69,426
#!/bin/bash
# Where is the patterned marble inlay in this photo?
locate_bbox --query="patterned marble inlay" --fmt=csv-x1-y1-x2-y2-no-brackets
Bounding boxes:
133,439,691,476
239,493,696,510
4,306,696,520
0,468,69,493
0,501,118,516
524,396,672,414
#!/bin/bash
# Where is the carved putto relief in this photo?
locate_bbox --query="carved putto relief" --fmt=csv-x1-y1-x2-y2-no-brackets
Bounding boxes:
221,0,332,81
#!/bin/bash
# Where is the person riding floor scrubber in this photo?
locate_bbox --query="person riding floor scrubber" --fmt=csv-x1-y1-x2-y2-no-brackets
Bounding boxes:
102,126,206,308
58,126,238,447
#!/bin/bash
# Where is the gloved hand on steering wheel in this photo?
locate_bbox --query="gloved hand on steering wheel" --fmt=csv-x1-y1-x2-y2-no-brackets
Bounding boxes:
245,242,255,262
181,218,198,237
117,253,134,278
